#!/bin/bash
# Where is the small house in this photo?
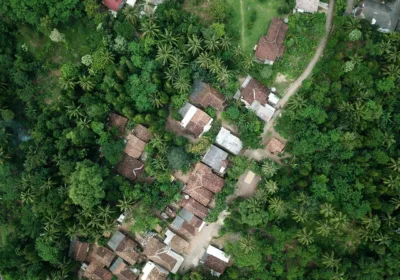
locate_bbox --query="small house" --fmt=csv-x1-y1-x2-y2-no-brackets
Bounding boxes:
133,124,153,143
163,230,189,255
179,103,213,138
203,245,230,277
171,216,197,238
69,239,89,262
124,133,146,159
267,137,286,154
179,196,209,219
109,112,128,136
202,145,229,174
142,237,184,274
216,127,243,155
354,0,400,33
83,261,113,280
117,154,144,181
183,162,225,206
268,92,280,107
295,0,320,13
87,244,116,267
190,81,227,111
110,257,139,280
255,18,288,65
140,261,169,280
178,208,205,232
107,231,140,265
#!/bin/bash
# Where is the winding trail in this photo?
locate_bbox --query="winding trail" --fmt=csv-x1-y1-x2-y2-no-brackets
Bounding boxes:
240,0,245,48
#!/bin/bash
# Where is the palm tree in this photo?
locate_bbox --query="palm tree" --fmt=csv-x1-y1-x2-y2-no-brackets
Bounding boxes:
264,180,278,195
322,252,341,270
268,197,286,218
216,67,230,84
21,189,34,204
156,44,173,66
287,94,307,110
66,224,79,239
99,49,115,65
238,235,256,253
389,157,400,172
254,188,269,203
150,92,168,108
78,75,94,91
173,76,191,94
246,198,263,213
330,212,348,230
149,134,166,151
209,57,222,74
65,104,84,119
151,156,168,171
374,232,390,246
0,81,8,91
170,55,188,72
382,64,400,79
316,221,331,237
383,175,399,190
141,19,160,39
381,212,397,228
100,218,116,237
320,203,335,218
59,77,75,90
390,196,400,210
186,35,203,56
382,132,395,149
117,195,134,213
361,213,381,232
98,205,115,221
219,36,231,51
205,35,219,52
242,55,254,71
296,228,314,246
40,178,55,192
123,6,140,26
296,192,310,206
386,50,400,64
0,147,10,165
161,29,178,47
261,160,278,178
292,207,308,223
359,227,374,242
197,52,212,69
164,68,175,83
233,45,243,59
344,17,361,32
77,117,90,129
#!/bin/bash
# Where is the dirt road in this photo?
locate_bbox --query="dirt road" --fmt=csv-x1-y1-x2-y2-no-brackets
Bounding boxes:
345,0,355,14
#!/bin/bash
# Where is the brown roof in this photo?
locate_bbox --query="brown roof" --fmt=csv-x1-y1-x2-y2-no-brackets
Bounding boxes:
241,78,269,106
124,133,146,159
140,262,169,280
185,109,212,138
142,238,177,272
88,245,116,267
84,261,113,280
165,231,189,255
115,237,140,265
70,240,89,262
179,197,209,219
111,260,138,280
266,137,285,154
117,154,145,181
164,207,176,218
205,255,228,274
110,113,128,135
191,83,226,111
188,215,203,228
255,17,288,62
133,124,153,143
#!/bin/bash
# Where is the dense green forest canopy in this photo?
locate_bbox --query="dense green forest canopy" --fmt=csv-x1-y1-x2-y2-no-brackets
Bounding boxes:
0,0,400,279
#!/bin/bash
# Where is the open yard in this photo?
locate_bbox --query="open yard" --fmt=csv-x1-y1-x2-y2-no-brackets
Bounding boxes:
226,0,286,55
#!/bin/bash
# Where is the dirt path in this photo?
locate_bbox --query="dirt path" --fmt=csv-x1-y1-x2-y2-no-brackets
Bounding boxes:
179,210,229,273
345,0,355,13
240,0,245,48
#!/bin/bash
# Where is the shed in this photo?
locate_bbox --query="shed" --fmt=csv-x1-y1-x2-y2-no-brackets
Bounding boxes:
216,127,243,155
266,138,285,154
163,230,189,254
295,0,320,13
268,92,280,107
124,133,146,159
140,261,169,280
190,81,227,111
203,246,230,277
104,0,125,12
109,112,128,135
117,154,145,181
133,124,153,143
179,103,213,138
202,145,229,174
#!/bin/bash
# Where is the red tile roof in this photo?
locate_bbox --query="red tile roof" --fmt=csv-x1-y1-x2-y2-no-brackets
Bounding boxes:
205,255,228,274
142,238,177,272
70,240,89,262
241,78,269,106
104,0,124,11
191,83,226,111
255,18,288,62
133,124,153,143
179,197,209,219
88,245,116,267
84,261,113,280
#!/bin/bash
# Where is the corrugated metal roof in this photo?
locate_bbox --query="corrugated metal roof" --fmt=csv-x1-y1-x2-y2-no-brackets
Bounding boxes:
107,231,125,251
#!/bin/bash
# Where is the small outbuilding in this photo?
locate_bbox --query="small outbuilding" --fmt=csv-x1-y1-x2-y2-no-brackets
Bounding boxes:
216,127,243,155
202,145,229,174
190,81,227,111
133,124,153,143
124,133,146,159
295,0,320,13
140,261,169,280
203,245,230,277
117,154,145,181
267,137,286,154
109,112,128,135
163,230,189,254
179,103,213,138
104,0,125,12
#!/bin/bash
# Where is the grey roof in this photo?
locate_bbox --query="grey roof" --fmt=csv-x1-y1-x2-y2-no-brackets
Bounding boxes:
179,102,192,118
356,0,400,32
108,231,125,251
202,145,229,173
171,216,185,230
190,80,206,101
216,127,243,155
179,208,194,222
109,257,124,273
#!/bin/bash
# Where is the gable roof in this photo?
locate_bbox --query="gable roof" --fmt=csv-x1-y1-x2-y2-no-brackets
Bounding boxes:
240,76,270,106
295,0,320,12
133,124,153,143
202,145,229,174
88,245,116,267
356,0,400,32
142,237,184,274
69,239,89,262
179,103,213,138
110,258,139,280
108,231,140,265
267,137,286,154
250,101,276,122
171,216,197,238
124,133,146,159
179,196,209,219
163,230,189,255
190,81,227,111
216,127,243,155
178,208,205,230
140,261,169,280
109,113,128,135
255,18,288,62
84,261,113,280
204,246,230,275
117,154,145,181
104,0,125,12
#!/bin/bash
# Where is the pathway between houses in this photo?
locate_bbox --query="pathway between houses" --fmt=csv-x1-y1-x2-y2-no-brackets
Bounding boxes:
244,0,335,162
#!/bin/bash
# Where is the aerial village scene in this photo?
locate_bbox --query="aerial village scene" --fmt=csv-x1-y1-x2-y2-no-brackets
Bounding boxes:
1,0,400,279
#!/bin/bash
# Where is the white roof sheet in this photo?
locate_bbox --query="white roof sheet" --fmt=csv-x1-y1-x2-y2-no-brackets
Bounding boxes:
126,0,137,6
268,93,280,106
216,127,243,155
296,0,319,13
206,245,230,263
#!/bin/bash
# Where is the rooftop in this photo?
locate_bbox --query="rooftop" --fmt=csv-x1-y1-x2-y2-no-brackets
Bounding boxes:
163,230,189,254
202,145,229,174
216,127,243,155
204,246,230,275
109,112,128,135
295,0,320,13
133,124,153,143
190,81,226,111
69,239,89,262
240,76,270,106
87,244,116,267
84,261,113,280
171,216,197,238
103,0,125,12
179,103,213,138
266,138,286,154
250,101,276,122
107,231,140,265
110,258,138,280
124,133,146,159
140,261,169,280
179,196,209,219
117,154,145,181
255,18,288,62
355,0,400,32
